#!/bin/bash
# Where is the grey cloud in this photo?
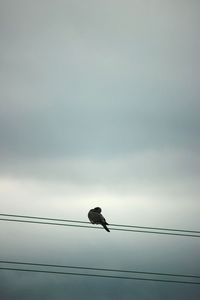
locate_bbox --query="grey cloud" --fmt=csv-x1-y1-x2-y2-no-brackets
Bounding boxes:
0,1,200,299
0,99,199,159
0,0,200,159
0,272,199,300
0,150,199,187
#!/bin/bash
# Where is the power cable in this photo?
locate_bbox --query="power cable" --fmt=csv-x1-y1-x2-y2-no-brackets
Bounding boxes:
0,266,199,285
0,217,199,238
1,213,199,234
0,260,199,279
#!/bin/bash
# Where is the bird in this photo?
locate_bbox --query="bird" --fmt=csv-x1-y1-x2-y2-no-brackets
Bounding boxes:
88,207,110,232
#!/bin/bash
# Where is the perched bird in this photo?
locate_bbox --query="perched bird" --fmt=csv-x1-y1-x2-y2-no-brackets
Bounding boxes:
88,207,110,232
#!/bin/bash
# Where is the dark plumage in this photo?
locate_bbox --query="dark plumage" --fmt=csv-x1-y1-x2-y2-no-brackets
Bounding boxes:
88,207,110,232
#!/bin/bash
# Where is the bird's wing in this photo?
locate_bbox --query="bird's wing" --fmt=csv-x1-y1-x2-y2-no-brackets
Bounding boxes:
99,214,108,224
88,210,101,224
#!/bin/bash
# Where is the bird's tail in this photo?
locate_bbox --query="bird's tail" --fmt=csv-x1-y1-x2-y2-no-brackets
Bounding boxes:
102,223,110,232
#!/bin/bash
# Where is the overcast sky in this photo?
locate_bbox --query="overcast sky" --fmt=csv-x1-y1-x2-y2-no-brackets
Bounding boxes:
0,0,200,299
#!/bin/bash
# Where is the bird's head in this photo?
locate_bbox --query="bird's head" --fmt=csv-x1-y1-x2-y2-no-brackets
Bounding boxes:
94,207,102,213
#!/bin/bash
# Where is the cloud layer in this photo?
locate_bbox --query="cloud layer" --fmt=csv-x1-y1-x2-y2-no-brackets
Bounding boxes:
0,0,200,299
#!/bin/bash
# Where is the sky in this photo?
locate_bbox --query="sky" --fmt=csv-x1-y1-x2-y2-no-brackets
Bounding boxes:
0,0,200,299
